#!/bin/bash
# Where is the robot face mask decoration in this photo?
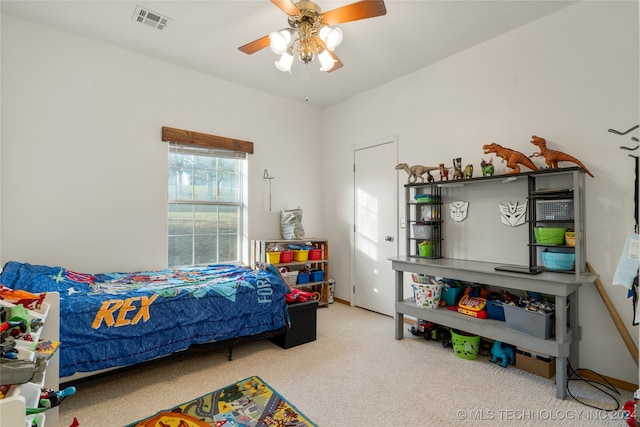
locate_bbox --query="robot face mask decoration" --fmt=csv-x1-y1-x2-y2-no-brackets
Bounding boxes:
499,201,527,227
449,201,469,222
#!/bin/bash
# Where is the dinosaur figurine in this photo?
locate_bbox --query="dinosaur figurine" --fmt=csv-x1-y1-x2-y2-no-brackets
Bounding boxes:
438,163,451,181
529,135,594,178
480,158,495,176
452,158,463,180
463,164,473,179
395,163,439,184
482,143,539,174
490,341,515,368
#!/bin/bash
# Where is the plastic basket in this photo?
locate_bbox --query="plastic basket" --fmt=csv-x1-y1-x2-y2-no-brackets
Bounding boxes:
293,250,309,261
280,250,294,263
536,199,574,221
487,300,505,321
266,252,281,264
308,248,322,260
534,227,566,245
450,329,480,360
411,282,442,309
441,284,466,307
541,249,575,271
412,224,432,239
281,271,298,286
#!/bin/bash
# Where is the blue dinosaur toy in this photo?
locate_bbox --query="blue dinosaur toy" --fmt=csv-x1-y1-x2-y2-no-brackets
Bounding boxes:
490,341,515,368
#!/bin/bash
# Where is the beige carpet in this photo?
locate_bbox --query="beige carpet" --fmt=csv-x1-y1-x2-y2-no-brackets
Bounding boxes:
59,303,634,426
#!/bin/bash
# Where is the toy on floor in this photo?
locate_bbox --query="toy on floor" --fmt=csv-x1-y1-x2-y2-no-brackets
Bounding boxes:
39,386,76,409
490,341,516,368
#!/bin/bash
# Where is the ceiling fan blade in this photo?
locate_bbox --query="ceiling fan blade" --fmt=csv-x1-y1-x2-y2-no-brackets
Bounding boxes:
238,35,270,54
321,0,387,25
271,0,300,16
327,53,343,73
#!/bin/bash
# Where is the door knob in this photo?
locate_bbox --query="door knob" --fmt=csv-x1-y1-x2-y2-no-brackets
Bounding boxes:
385,235,394,242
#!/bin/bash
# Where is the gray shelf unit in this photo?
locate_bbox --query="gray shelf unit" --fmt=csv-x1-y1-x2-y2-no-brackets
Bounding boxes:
392,167,594,400
390,257,597,399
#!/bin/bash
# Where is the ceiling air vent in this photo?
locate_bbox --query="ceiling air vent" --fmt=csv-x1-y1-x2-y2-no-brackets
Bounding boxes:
132,5,171,31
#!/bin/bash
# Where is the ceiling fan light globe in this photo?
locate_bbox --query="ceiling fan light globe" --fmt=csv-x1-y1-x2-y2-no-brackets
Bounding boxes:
318,49,336,72
275,52,294,73
269,30,291,55
299,45,314,64
320,27,343,51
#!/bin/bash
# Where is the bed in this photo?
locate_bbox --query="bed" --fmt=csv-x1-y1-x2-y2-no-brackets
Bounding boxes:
0,261,290,379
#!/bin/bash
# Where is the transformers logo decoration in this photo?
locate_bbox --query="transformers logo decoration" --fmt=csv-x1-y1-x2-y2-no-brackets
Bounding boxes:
449,201,469,222
499,201,527,227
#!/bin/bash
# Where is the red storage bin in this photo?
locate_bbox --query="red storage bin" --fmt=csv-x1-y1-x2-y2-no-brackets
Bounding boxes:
308,248,322,260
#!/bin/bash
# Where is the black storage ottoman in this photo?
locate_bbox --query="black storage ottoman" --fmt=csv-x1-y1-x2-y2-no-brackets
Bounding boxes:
270,300,318,349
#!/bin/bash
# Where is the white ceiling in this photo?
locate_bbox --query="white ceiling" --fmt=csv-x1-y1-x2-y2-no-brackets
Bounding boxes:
1,0,576,109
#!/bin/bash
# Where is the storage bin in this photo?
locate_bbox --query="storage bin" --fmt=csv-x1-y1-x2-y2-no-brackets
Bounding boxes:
296,272,310,284
541,249,575,271
502,303,554,339
266,251,281,264
293,250,309,261
487,300,505,321
309,270,325,282
280,250,294,263
515,350,556,379
536,199,573,221
281,271,298,287
564,231,576,247
411,282,442,309
534,227,566,245
412,224,432,239
418,241,434,257
308,248,322,260
269,301,318,349
441,284,466,307
450,329,480,360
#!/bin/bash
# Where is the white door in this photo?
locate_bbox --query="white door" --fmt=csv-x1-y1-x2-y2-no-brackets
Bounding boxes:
353,139,398,316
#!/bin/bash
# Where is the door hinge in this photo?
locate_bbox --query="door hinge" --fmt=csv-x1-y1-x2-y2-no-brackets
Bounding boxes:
353,285,356,293
353,163,356,172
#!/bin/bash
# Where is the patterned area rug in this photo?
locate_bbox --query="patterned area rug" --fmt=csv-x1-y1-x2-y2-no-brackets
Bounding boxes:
127,376,317,427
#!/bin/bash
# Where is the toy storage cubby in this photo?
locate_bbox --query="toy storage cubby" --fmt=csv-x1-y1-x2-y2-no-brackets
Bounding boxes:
405,183,442,259
251,238,329,307
0,292,60,427
391,167,596,400
527,168,585,274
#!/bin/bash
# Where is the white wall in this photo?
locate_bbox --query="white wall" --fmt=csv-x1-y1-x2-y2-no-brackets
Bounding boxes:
1,14,325,272
323,1,639,384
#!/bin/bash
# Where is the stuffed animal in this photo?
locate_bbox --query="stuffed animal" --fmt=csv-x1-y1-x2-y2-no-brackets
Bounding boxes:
490,341,515,368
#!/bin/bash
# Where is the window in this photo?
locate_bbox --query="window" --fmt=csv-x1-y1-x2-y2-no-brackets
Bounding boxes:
168,144,246,267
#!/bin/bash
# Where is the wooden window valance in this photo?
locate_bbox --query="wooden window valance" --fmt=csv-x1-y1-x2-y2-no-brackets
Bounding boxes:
162,126,254,154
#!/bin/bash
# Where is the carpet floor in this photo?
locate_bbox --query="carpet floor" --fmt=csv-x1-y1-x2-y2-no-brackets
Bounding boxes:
59,302,634,426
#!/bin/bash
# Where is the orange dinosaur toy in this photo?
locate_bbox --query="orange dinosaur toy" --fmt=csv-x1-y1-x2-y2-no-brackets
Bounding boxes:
482,143,539,174
529,135,594,178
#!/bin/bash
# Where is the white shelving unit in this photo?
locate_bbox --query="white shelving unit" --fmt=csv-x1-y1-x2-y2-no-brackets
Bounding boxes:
1,292,60,426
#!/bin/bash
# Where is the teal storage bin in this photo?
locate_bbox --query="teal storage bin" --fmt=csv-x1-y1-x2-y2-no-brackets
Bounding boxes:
441,284,466,307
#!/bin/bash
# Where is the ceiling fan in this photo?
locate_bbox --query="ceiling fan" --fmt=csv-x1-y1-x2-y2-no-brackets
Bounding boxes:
238,0,387,73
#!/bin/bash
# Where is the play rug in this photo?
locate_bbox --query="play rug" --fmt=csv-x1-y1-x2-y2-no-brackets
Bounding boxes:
126,376,317,427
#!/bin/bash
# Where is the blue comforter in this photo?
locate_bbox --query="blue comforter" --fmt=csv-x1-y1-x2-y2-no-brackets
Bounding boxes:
0,261,289,377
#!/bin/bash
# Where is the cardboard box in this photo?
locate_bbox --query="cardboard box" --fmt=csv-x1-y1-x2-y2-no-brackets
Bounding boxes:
269,301,317,349
515,350,556,379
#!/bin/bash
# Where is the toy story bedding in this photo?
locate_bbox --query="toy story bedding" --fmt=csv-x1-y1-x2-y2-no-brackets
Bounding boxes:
0,261,289,378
